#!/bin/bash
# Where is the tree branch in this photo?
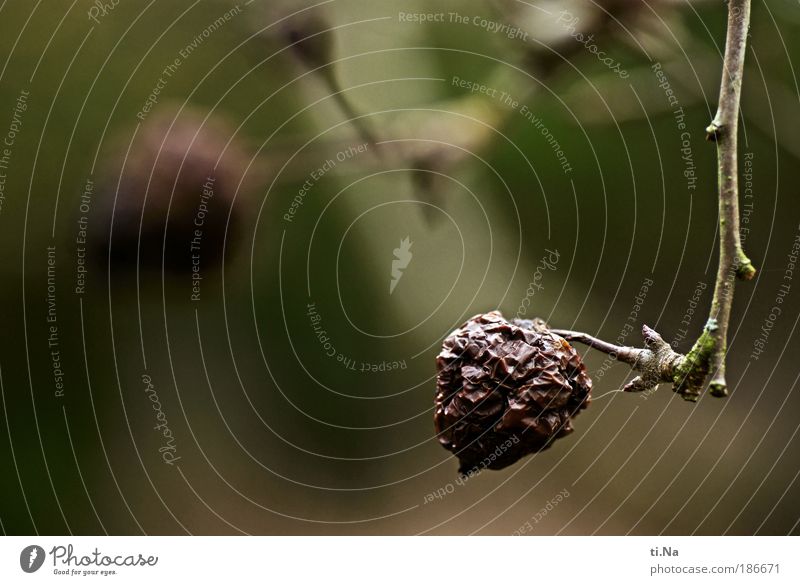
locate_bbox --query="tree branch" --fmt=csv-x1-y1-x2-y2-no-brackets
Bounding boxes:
549,326,682,394
547,1,755,402
702,0,755,397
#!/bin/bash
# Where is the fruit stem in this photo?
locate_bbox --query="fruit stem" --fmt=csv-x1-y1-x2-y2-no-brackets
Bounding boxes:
555,1,755,402
549,329,641,366
551,326,682,395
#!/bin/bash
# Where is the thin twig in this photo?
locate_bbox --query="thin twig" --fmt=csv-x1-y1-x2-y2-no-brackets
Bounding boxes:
557,1,755,401
551,326,683,394
704,0,755,397
549,329,640,366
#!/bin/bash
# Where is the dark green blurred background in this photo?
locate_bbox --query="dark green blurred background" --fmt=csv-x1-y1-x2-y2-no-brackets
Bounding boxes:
0,0,798,535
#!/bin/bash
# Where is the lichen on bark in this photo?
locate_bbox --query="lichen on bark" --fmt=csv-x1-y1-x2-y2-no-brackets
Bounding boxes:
671,320,718,401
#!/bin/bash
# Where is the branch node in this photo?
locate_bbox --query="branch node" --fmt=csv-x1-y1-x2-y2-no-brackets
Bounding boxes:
623,376,651,393
709,380,729,398
736,252,757,281
705,120,723,142
671,319,718,401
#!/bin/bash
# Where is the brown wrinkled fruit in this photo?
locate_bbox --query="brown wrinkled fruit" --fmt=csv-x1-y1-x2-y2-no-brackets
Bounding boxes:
434,311,592,474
